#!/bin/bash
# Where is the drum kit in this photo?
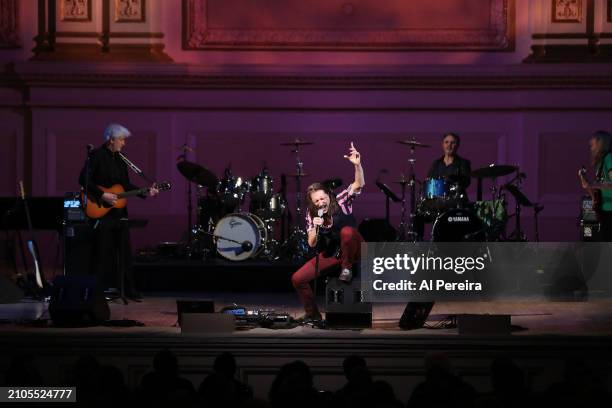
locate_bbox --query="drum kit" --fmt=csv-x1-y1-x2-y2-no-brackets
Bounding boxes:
176,158,285,261
169,137,541,262
383,138,540,242
175,138,323,262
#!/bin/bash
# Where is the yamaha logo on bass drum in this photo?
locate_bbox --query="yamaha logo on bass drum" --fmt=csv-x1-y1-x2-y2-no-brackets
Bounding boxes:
448,216,470,222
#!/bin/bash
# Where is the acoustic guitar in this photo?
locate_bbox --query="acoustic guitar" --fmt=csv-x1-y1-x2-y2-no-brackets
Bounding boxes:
18,181,45,291
82,182,171,219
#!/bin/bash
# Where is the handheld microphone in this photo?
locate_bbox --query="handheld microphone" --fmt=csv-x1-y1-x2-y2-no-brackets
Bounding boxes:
315,207,324,235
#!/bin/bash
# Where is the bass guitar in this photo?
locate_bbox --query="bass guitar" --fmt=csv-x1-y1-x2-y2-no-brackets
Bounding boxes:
81,182,171,219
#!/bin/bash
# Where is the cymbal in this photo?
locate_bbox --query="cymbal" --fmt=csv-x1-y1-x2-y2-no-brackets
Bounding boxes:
397,140,430,148
503,184,533,207
177,160,218,188
471,164,517,179
280,139,314,146
322,177,343,190
287,172,310,178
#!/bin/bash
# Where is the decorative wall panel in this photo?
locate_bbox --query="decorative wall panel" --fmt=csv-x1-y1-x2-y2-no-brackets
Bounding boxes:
114,0,145,22
0,0,19,47
60,0,92,22
551,0,582,23
183,0,514,51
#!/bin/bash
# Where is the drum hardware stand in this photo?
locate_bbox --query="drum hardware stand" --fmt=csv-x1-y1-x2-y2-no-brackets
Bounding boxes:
396,176,409,241
486,177,502,240
398,163,418,241
506,170,528,242
533,204,544,242
293,147,305,228
285,140,312,260
262,220,281,261
396,138,429,242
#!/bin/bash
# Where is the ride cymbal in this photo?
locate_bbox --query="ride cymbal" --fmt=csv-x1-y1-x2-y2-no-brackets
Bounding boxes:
280,139,314,146
471,164,517,179
396,140,430,148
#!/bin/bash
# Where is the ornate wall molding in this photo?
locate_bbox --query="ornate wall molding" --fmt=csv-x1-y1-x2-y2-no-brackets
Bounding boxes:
11,63,612,92
183,0,515,51
0,0,19,48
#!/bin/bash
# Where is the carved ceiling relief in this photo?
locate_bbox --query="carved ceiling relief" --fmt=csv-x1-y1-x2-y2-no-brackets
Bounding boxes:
61,0,92,22
0,0,19,47
115,0,145,23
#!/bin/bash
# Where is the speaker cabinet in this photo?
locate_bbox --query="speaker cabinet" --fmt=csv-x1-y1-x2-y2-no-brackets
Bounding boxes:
64,222,93,276
326,278,372,328
49,275,110,326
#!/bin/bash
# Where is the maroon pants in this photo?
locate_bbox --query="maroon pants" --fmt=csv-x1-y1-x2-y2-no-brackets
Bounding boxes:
291,226,364,315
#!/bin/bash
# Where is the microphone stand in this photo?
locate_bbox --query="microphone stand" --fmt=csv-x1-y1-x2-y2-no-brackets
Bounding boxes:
83,145,94,220
312,210,324,322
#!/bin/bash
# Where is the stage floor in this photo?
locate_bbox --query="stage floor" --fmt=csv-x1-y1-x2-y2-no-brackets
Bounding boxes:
3,293,612,401
2,292,612,337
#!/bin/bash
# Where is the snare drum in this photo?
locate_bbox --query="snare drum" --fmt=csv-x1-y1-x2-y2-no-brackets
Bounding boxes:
214,213,267,261
431,208,485,242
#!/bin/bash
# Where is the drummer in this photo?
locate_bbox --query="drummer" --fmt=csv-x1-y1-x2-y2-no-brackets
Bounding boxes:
426,132,472,196
413,132,471,240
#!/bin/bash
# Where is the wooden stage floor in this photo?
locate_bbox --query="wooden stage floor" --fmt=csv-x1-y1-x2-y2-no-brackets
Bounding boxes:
2,292,612,337
2,293,612,401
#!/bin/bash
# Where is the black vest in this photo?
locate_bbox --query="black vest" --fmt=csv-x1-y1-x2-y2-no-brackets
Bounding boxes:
317,207,357,256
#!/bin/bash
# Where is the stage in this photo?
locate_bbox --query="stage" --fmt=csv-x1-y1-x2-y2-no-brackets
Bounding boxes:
2,292,612,402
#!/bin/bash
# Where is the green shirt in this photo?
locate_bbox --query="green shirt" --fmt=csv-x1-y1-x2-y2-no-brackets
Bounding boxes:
601,153,612,211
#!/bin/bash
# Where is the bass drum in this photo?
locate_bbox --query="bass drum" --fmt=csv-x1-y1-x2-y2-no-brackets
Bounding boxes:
214,213,267,261
431,208,485,242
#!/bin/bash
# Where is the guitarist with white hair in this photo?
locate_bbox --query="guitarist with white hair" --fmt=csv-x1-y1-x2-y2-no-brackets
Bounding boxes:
79,123,159,301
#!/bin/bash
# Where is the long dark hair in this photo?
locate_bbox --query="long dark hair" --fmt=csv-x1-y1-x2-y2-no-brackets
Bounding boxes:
305,183,338,221
591,130,612,169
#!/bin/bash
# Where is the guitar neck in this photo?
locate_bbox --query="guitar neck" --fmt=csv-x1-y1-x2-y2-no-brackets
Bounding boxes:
117,188,148,199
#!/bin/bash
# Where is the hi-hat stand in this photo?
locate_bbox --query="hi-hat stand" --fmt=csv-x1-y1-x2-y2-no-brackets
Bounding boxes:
281,139,314,260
